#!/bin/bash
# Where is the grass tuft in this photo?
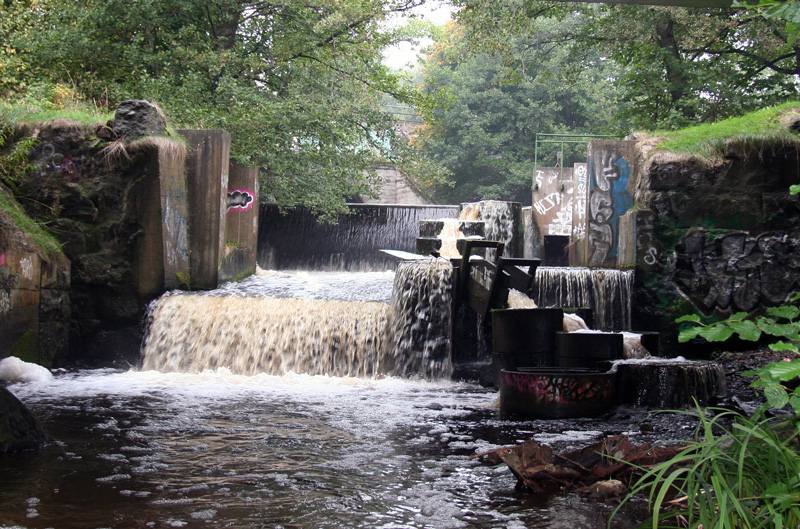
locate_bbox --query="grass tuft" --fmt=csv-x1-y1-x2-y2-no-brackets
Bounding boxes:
652,102,800,159
612,404,800,529
0,185,63,259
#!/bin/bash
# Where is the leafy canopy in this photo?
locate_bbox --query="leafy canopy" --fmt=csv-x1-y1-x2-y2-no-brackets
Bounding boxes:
414,14,625,204
452,0,800,131
0,0,446,217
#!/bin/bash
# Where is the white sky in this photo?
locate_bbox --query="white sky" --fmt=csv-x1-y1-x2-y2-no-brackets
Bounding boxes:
382,1,456,70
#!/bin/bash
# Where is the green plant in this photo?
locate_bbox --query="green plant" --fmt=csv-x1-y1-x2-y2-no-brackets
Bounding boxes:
615,405,800,529
677,304,800,414
0,184,62,259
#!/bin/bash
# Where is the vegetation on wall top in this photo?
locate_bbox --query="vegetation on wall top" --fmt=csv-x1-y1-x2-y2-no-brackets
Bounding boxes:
652,101,800,159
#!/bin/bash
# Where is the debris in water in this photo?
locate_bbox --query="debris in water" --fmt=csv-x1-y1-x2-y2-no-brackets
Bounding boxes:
471,434,686,493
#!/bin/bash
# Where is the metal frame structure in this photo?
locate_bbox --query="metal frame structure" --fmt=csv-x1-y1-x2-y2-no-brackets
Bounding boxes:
532,132,619,190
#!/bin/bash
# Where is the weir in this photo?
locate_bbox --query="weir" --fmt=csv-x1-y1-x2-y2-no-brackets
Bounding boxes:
142,260,454,379
142,198,725,418
532,267,634,331
257,203,458,271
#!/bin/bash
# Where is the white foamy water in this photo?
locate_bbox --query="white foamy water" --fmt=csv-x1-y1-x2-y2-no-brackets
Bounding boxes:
142,265,454,379
0,356,53,383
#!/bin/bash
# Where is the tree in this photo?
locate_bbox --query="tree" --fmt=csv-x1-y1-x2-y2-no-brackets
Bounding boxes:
414,16,624,204
453,0,800,130
2,0,443,217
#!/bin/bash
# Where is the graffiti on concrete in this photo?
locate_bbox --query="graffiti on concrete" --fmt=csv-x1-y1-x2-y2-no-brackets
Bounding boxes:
41,142,93,183
227,188,255,212
588,150,633,266
672,230,800,315
634,211,659,267
572,163,588,240
0,267,20,293
162,193,189,265
19,256,34,282
533,167,575,238
0,266,20,316
502,371,614,403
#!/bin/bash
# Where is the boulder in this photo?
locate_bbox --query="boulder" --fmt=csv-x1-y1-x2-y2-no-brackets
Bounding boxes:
112,100,167,138
0,386,47,453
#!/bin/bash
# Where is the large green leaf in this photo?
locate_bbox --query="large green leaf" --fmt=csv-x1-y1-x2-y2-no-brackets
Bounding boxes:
678,326,703,342
760,359,800,381
764,385,790,408
698,324,734,342
767,306,800,320
765,0,800,23
727,320,762,341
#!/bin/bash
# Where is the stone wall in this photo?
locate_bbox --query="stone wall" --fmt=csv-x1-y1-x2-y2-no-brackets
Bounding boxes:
625,140,800,352
1,103,259,366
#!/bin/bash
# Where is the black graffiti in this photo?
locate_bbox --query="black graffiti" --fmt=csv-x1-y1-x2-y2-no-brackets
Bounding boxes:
0,267,21,294
672,229,800,315
227,189,254,211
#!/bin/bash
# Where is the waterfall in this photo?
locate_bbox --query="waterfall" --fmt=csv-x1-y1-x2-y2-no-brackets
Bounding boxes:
142,260,454,379
388,259,454,379
532,267,634,331
459,200,521,257
258,204,459,271
142,294,391,377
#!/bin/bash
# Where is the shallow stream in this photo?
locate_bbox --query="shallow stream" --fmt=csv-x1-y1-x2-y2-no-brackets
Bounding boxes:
0,369,678,529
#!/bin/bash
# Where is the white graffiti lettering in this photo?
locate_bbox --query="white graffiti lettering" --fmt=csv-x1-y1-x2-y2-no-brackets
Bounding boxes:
533,192,562,216
20,256,33,281
535,170,544,189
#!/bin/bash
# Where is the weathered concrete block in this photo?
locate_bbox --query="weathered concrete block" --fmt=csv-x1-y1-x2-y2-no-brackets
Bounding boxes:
219,161,258,283
585,140,637,268
179,129,231,289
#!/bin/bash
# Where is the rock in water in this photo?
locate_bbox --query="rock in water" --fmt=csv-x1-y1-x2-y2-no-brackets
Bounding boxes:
112,99,167,138
0,387,47,453
0,357,53,383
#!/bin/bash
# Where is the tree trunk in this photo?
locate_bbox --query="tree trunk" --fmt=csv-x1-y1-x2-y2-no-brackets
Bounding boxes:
655,18,687,107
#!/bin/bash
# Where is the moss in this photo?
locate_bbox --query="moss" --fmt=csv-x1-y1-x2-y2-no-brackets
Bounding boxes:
0,185,63,259
652,102,800,159
10,329,40,364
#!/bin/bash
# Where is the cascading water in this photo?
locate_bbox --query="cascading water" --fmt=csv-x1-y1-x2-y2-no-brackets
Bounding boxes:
459,200,521,258
532,267,634,331
142,295,392,377
258,204,459,271
388,259,454,379
142,261,455,379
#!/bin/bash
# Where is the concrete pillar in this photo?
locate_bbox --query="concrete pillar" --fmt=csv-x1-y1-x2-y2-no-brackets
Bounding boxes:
585,140,637,268
179,130,231,290
219,161,259,283
133,142,191,296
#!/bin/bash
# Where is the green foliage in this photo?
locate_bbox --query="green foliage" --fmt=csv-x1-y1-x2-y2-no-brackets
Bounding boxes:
654,102,800,156
678,296,800,413
1,0,442,218
0,185,63,260
614,406,800,529
415,15,624,203
454,1,800,131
